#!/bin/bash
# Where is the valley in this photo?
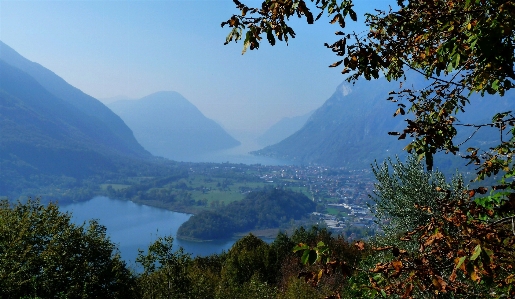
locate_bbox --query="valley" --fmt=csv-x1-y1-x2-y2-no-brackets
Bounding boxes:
1,1,514,296
93,161,376,240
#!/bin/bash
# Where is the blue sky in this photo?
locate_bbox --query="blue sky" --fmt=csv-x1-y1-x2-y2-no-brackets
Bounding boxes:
0,0,390,136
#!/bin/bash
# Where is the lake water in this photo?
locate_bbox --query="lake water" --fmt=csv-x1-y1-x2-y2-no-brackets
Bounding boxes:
171,138,295,165
60,196,237,269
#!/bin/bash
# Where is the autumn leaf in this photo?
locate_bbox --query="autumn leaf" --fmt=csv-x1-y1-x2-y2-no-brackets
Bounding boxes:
355,240,365,250
392,260,403,277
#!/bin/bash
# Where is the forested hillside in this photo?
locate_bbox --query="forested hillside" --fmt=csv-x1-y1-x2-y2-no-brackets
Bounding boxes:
177,188,316,240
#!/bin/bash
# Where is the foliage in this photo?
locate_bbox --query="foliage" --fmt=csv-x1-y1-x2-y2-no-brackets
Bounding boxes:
133,227,365,299
222,0,515,172
363,158,515,298
177,188,316,240
294,158,515,298
136,236,192,299
370,155,465,236
222,0,515,238
0,198,137,299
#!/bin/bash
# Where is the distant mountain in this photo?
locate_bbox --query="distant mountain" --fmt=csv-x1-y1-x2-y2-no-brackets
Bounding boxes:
98,95,134,105
108,91,240,161
252,77,514,170
252,79,407,168
257,110,314,147
0,41,148,158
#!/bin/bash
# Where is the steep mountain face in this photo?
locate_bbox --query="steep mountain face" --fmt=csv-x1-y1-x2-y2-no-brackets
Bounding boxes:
0,60,142,180
0,41,148,158
257,110,313,147
253,79,407,168
253,78,515,169
108,91,240,161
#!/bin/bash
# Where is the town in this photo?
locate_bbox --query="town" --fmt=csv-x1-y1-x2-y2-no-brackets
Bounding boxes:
180,161,379,238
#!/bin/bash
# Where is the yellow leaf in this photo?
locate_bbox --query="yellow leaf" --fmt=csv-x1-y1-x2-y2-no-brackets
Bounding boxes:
470,269,480,282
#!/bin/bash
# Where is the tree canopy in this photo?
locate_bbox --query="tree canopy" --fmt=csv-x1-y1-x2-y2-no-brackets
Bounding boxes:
0,198,137,299
223,0,515,297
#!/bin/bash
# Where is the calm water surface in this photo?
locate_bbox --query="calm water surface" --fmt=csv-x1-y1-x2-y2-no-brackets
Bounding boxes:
60,196,237,268
172,139,294,165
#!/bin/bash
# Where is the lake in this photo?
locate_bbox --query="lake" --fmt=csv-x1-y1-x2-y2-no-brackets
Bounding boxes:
60,196,238,269
170,138,294,165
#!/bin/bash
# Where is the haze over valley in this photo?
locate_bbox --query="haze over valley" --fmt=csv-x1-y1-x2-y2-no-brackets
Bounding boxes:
1,1,515,297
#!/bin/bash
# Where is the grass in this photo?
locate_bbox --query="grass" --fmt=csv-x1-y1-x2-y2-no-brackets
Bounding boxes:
101,173,315,214
326,207,341,216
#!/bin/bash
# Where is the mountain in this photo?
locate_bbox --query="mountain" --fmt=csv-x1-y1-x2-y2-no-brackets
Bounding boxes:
0,41,148,158
0,41,153,197
98,95,134,105
107,91,240,161
252,77,514,170
257,110,314,147
252,79,407,168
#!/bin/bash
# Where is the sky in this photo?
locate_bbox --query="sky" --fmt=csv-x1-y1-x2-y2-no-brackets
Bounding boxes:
0,0,390,137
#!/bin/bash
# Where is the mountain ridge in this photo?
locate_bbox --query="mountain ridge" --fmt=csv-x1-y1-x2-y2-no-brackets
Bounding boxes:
257,110,314,147
0,41,148,158
108,91,241,161
252,77,515,170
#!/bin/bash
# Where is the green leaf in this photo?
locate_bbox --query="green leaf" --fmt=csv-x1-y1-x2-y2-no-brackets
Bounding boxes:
293,243,309,252
492,79,499,91
301,250,310,264
470,244,481,261
454,53,460,68
447,61,454,73
381,289,387,297
456,256,467,269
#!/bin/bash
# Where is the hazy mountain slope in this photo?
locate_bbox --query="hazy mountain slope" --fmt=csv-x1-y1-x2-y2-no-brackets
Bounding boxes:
108,91,240,161
0,41,148,158
0,60,133,180
253,79,407,168
253,78,514,169
257,110,314,147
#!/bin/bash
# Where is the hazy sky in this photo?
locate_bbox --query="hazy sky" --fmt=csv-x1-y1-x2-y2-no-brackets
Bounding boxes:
0,0,389,136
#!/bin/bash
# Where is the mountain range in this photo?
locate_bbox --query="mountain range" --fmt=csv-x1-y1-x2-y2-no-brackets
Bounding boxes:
0,41,151,196
257,110,313,147
252,76,514,170
107,91,240,161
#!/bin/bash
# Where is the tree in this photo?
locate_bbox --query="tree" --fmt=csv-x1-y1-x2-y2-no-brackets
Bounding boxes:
222,0,514,167
222,0,515,296
0,198,137,299
370,155,464,236
136,236,192,299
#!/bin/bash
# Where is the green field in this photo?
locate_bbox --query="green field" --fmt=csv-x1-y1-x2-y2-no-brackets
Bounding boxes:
101,172,314,213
